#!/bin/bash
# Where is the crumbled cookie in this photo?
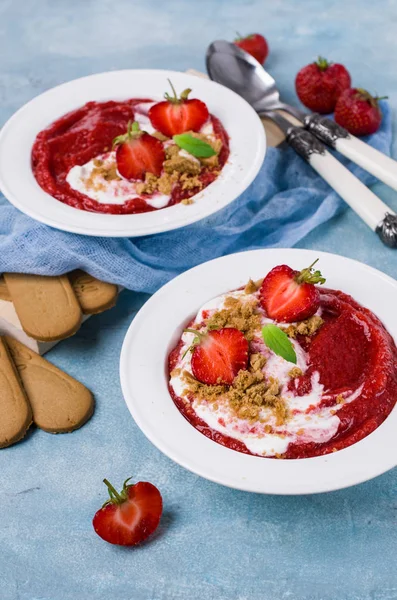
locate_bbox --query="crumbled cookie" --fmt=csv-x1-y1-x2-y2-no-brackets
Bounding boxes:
136,171,179,196
288,367,303,379
183,349,287,426
152,131,169,142
250,353,266,372
165,145,180,159
205,295,261,341
179,173,203,191
163,155,201,176
86,161,121,191
158,172,179,194
244,279,258,294
283,315,324,338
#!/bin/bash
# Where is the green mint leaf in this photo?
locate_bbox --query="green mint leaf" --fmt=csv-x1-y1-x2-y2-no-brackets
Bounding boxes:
173,134,216,158
262,324,297,364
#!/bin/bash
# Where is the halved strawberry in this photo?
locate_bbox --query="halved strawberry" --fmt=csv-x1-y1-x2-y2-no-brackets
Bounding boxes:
260,259,326,323
149,80,209,137
113,121,165,180
186,327,249,385
93,477,162,546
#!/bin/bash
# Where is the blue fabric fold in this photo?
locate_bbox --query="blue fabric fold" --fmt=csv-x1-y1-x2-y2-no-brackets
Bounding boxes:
0,103,392,293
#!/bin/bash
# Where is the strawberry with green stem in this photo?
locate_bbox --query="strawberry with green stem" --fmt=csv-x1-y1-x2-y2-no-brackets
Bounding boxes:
334,88,387,136
93,477,163,546
260,259,326,323
234,32,269,65
295,57,351,114
113,121,165,180
149,80,209,137
183,327,249,385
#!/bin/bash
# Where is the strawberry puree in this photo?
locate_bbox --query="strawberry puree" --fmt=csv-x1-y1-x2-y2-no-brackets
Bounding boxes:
31,99,230,215
168,289,397,459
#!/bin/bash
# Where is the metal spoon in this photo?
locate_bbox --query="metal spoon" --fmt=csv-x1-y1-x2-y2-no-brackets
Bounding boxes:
206,40,303,118
206,40,397,248
207,41,397,189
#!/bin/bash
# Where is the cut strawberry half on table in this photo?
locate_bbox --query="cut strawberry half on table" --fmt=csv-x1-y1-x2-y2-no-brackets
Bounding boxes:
186,327,249,385
93,477,163,546
260,259,326,323
113,121,165,180
149,80,209,137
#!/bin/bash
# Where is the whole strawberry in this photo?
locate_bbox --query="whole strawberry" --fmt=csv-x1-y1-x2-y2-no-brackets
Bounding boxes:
295,57,351,114
234,33,269,65
334,88,386,136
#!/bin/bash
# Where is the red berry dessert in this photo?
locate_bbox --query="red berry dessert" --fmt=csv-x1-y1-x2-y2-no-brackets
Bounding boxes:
31,81,229,215
168,260,397,459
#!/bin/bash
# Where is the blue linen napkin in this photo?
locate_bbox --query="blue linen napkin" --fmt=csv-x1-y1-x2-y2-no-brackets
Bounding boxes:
0,103,392,293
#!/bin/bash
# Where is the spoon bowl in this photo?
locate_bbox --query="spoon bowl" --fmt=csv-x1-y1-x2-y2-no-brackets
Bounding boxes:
206,40,303,119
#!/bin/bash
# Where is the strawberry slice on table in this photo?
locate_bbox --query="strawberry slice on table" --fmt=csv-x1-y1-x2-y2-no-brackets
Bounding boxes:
185,327,249,385
260,259,326,323
234,33,269,65
149,80,209,137
93,478,163,546
113,121,165,180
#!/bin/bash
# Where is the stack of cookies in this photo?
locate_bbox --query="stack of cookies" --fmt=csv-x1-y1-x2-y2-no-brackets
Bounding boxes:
0,270,120,448
0,335,94,448
0,270,119,353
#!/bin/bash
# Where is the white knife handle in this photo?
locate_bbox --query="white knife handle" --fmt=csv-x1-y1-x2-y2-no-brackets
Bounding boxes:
304,113,397,191
287,127,397,248
335,135,397,191
310,150,391,228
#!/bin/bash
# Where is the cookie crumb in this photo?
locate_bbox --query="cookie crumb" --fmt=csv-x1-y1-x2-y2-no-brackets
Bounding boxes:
152,131,169,142
288,367,303,379
283,315,324,338
244,279,258,294
205,295,261,341
183,350,288,426
163,155,201,176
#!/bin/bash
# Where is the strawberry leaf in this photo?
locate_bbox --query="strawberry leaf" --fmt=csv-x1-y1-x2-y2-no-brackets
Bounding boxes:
262,324,297,364
173,134,216,158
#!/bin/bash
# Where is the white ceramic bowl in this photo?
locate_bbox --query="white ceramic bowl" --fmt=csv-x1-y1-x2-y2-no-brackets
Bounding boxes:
0,69,266,237
120,249,397,494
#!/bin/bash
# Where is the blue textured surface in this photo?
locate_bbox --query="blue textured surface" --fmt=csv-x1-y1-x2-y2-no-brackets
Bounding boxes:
0,1,396,599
